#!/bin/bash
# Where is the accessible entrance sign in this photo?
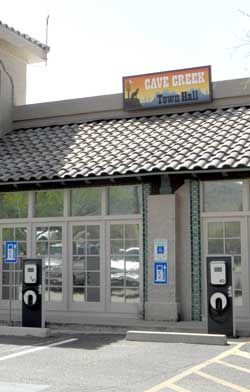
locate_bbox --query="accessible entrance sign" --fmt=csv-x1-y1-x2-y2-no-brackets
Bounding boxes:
5,241,18,263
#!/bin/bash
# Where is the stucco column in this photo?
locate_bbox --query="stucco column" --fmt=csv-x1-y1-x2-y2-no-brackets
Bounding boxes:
145,194,179,321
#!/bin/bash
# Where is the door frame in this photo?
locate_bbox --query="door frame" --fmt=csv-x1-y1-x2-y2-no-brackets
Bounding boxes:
202,217,250,321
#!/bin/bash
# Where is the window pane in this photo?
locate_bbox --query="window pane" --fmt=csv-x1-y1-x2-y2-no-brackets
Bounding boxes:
208,223,223,238
72,256,85,270
225,238,241,254
86,272,100,286
125,288,139,303
49,242,62,257
86,226,100,240
110,240,124,255
110,224,124,239
73,271,85,286
225,222,241,238
50,287,62,301
234,256,241,272
204,181,243,212
71,188,102,216
125,224,139,239
36,227,48,241
86,288,100,302
35,191,64,217
111,287,125,302
15,228,27,241
108,185,142,215
87,241,100,255
0,192,28,218
36,242,48,256
3,228,14,241
86,256,100,271
208,239,224,254
50,227,62,241
73,287,85,302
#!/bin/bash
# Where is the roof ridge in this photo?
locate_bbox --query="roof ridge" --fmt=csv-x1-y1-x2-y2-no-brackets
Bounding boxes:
0,20,49,51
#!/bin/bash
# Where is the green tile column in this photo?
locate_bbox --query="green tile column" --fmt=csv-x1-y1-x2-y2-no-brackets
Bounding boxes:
190,179,202,321
142,184,151,306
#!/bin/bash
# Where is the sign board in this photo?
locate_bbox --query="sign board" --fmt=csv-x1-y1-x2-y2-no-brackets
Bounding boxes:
154,262,168,284
154,239,168,261
5,241,18,263
123,65,212,111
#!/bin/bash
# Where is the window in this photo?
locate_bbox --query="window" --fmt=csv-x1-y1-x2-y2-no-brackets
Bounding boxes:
0,192,28,218
203,181,243,212
208,221,242,306
72,225,101,302
110,223,140,303
71,188,102,216
108,186,142,215
35,191,64,217
36,226,63,301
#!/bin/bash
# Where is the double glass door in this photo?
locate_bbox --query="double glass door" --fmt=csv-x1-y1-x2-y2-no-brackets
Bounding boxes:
204,218,249,319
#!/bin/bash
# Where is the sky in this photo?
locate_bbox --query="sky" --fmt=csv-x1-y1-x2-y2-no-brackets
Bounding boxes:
2,0,250,104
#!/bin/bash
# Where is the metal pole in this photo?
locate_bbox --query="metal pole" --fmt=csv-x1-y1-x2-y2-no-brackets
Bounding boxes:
8,263,12,326
232,257,236,337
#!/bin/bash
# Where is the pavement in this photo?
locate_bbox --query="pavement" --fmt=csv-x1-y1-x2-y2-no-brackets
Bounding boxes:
0,333,248,391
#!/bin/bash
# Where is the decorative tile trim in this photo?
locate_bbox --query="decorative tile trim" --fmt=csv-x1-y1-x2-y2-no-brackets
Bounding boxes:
190,179,202,321
142,184,151,307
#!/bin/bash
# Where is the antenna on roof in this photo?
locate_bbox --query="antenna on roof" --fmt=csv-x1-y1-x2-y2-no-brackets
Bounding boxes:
45,14,49,66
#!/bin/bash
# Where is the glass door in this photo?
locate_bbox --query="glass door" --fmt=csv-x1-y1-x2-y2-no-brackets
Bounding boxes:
204,218,249,319
33,224,65,309
0,225,29,313
69,223,105,311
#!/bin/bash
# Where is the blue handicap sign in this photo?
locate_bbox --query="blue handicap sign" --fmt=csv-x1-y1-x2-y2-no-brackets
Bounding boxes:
157,245,165,254
154,262,168,284
5,241,18,263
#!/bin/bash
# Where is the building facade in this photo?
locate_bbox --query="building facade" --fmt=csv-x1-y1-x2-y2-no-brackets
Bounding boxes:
0,22,250,335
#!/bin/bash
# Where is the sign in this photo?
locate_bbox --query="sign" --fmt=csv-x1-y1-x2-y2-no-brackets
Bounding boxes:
154,262,168,284
123,65,212,111
5,241,18,263
154,239,168,261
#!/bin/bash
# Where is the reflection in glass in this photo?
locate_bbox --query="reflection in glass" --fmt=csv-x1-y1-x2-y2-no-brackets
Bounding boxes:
0,192,28,218
2,272,9,285
111,287,125,302
110,240,124,255
86,272,100,286
73,226,86,240
86,226,100,239
204,181,243,212
72,256,85,270
108,185,142,215
125,224,139,239
50,227,62,241
87,287,100,302
35,191,64,217
36,242,48,256
225,239,241,254
18,242,27,256
110,224,124,239
73,287,85,302
86,256,100,271
125,273,139,287
234,256,241,272
125,288,139,303
87,241,100,255
16,227,27,241
73,271,85,286
36,227,48,240
2,286,9,300
3,228,14,241
50,286,62,301
125,240,139,254
49,272,62,286
208,239,224,254
73,241,86,255
71,188,102,216
49,242,62,257
208,222,223,238
225,222,241,238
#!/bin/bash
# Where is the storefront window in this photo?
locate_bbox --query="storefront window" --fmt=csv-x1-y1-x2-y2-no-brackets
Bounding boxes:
35,191,64,217
108,186,142,215
203,181,243,212
110,223,140,303
0,192,28,218
71,188,102,216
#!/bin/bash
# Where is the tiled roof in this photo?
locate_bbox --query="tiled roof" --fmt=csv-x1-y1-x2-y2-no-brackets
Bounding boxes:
1,106,250,182
0,20,49,51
